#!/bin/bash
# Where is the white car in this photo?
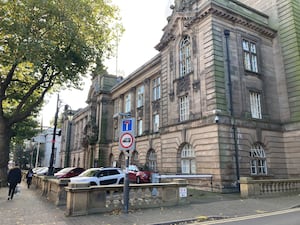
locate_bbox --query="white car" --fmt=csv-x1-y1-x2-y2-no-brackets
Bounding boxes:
70,167,124,186
33,167,49,175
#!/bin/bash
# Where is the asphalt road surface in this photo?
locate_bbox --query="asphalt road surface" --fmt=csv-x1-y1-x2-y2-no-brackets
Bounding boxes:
197,208,300,225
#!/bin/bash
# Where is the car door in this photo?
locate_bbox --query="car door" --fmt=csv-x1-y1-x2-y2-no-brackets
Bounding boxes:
99,169,119,185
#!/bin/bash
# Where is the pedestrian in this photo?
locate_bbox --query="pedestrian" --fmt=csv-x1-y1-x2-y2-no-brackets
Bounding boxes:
7,164,22,200
26,168,33,188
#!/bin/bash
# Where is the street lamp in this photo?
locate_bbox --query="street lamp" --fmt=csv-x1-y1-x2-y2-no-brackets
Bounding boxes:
48,94,60,176
63,105,74,167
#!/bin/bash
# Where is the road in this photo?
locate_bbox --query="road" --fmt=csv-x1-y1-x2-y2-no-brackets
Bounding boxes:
198,208,300,225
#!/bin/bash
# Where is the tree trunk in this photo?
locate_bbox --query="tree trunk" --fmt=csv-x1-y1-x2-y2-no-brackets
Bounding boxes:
0,118,11,186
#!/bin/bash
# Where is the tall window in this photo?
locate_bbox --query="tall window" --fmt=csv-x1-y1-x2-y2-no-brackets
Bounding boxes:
250,91,262,119
152,77,161,101
125,94,131,113
179,95,189,121
147,149,157,172
250,144,267,175
137,119,143,136
137,85,144,108
153,114,159,132
181,144,196,174
243,39,258,73
179,35,192,77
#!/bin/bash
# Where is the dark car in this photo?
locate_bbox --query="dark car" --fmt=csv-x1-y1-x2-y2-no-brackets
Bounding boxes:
54,167,85,179
128,165,152,184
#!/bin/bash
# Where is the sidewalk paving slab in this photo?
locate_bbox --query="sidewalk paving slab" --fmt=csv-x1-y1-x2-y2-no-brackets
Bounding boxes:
1,182,299,225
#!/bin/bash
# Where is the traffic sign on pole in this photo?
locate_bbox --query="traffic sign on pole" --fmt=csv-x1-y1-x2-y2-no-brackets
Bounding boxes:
121,118,135,133
119,132,135,150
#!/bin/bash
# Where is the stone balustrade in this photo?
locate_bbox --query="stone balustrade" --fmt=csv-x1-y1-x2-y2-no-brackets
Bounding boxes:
240,177,300,198
31,175,189,216
65,180,189,216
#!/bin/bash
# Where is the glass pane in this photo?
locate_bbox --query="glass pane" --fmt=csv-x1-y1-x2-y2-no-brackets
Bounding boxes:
243,40,249,51
250,43,256,53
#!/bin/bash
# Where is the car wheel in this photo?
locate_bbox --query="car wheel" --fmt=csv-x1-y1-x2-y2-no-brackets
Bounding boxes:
136,176,141,184
90,182,97,186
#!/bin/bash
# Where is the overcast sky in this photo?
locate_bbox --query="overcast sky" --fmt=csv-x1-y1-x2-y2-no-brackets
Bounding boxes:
41,0,173,127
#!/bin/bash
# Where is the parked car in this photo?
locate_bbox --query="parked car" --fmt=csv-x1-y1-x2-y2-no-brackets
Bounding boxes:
33,167,48,175
128,165,152,184
70,167,124,186
54,167,85,179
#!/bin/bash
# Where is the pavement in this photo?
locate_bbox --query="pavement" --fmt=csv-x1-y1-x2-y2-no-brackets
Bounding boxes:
1,181,300,225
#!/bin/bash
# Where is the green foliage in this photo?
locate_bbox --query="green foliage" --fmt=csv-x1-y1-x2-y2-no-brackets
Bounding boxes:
0,0,123,181
0,0,123,126
11,116,40,143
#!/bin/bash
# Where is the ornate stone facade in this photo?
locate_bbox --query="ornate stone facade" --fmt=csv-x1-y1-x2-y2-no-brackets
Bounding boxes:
61,0,300,192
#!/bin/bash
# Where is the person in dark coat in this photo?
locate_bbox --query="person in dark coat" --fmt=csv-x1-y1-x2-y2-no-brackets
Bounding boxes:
7,165,22,200
26,168,33,188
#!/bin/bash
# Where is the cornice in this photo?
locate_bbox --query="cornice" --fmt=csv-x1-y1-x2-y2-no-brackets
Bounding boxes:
156,1,276,51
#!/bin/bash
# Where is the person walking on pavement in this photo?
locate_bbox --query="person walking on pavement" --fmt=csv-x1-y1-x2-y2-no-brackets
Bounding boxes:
26,168,33,188
7,164,22,200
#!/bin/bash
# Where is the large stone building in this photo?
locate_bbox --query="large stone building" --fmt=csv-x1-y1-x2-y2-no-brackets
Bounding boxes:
60,0,300,192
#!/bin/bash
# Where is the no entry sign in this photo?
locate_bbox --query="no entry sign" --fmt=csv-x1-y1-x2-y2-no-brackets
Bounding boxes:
119,132,135,150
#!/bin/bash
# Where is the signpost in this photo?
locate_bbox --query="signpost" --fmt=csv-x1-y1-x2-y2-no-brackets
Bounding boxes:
118,117,135,214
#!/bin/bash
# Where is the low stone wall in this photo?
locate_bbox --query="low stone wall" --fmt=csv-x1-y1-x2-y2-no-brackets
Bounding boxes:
65,180,189,216
32,175,69,206
31,176,189,216
240,177,300,198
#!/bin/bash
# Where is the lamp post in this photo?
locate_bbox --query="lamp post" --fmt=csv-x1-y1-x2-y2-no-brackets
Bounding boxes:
48,94,60,176
64,105,74,167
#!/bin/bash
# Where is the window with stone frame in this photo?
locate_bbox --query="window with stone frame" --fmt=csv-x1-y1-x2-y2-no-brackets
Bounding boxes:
137,85,144,108
152,77,161,101
179,95,189,122
181,144,196,174
137,119,143,136
153,114,159,132
147,149,157,172
250,144,267,175
179,35,192,77
242,39,258,73
125,93,131,113
249,91,262,119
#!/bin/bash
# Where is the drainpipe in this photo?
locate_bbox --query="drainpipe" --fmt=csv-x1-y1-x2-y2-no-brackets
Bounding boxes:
224,30,240,191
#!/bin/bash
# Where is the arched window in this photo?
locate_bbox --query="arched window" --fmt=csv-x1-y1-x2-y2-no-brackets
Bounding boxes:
181,144,196,174
118,152,125,168
250,144,267,175
146,149,157,172
179,35,192,77
131,150,139,165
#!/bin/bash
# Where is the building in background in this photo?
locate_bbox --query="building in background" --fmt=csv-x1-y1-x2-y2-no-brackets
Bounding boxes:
61,0,300,192
28,128,61,169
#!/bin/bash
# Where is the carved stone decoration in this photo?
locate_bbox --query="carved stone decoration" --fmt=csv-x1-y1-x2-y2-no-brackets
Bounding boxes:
176,75,190,95
137,107,144,118
83,119,99,145
152,101,160,113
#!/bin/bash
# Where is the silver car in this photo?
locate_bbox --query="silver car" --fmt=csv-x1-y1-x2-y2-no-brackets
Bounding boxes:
70,167,124,186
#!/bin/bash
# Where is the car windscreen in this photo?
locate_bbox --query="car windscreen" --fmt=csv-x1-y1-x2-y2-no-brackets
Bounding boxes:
78,169,99,177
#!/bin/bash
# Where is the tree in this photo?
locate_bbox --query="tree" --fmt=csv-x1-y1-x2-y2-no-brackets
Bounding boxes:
0,0,123,183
